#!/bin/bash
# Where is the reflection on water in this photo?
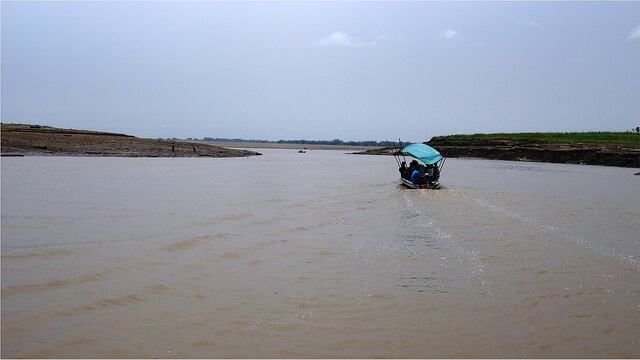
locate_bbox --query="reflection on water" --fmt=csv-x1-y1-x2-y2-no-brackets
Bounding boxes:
2,151,639,358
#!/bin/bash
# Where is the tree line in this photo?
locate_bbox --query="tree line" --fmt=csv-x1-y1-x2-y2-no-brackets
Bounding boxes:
166,137,387,147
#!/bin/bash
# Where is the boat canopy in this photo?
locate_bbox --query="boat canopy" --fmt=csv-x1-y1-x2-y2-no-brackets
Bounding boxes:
402,143,443,165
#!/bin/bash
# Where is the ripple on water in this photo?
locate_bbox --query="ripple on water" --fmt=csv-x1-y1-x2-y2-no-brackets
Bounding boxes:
2,267,121,297
160,233,232,252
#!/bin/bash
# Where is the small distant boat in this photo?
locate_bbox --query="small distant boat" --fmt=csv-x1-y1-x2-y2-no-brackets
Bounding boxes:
392,142,445,189
298,150,306,153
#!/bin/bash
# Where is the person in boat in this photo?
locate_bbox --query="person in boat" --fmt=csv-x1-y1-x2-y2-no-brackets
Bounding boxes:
430,163,440,181
399,161,409,179
406,160,420,183
425,163,435,180
417,163,440,184
410,165,424,185
409,161,441,185
407,160,419,174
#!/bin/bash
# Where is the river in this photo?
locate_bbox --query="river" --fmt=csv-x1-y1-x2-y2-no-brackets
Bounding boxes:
2,149,639,358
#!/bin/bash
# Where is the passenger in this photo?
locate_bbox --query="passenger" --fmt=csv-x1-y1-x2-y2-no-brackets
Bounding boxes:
425,164,435,179
399,161,409,179
411,167,423,184
407,160,419,175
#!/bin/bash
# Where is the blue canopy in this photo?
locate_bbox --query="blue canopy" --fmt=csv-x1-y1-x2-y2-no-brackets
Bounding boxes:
402,143,443,165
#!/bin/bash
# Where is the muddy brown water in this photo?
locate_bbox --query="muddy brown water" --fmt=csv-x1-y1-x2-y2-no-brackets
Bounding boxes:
2,150,639,358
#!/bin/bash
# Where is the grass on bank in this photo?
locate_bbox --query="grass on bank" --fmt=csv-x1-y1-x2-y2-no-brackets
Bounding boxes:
429,132,640,145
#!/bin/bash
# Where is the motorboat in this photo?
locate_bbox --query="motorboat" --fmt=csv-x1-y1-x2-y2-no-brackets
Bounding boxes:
395,143,445,189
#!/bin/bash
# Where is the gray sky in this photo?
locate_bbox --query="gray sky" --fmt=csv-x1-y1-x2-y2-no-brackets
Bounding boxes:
2,1,639,141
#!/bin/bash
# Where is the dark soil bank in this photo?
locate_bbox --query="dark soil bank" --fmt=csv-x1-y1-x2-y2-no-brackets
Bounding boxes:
1,124,260,158
356,139,640,168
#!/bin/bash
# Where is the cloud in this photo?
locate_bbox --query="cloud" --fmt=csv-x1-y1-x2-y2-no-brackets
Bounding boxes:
438,28,463,40
316,32,375,47
518,19,543,29
628,24,640,40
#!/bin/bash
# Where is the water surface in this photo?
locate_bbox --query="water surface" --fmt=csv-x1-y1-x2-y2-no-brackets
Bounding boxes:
2,150,639,358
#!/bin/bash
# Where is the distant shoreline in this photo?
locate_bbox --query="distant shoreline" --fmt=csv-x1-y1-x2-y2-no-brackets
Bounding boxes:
355,133,640,168
1,124,260,158
199,141,378,151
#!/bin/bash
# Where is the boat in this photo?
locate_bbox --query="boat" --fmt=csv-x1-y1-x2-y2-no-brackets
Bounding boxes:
393,142,445,189
298,150,306,153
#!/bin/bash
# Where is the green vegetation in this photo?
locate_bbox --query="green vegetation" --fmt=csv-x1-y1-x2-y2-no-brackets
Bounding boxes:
429,132,639,145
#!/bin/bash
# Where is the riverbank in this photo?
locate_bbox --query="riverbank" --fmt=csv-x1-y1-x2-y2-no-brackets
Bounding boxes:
355,133,640,168
1,124,260,158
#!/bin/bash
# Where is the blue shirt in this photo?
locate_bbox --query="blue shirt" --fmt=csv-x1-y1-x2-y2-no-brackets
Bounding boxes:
411,169,422,184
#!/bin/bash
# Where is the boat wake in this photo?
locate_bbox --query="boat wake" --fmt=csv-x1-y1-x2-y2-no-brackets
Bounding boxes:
469,196,639,268
401,193,492,293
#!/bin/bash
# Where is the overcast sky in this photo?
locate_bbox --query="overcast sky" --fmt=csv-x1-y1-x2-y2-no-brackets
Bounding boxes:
2,1,639,141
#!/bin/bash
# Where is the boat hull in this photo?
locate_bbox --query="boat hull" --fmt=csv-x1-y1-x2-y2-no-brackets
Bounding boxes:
400,177,440,189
